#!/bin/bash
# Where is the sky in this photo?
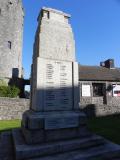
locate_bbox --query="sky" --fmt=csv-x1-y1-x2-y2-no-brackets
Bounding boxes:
22,0,120,79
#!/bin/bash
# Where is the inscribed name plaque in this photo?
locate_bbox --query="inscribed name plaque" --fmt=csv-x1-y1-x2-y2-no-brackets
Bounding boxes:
45,113,79,130
37,58,73,111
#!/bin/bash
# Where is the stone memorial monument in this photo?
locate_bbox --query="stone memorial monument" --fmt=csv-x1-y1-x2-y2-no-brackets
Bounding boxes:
0,6,120,160
12,7,120,160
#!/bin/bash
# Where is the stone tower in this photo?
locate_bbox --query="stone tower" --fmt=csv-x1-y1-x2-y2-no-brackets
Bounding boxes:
0,0,24,83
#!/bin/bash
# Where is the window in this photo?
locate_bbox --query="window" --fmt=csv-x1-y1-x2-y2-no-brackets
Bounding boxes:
0,9,1,15
8,41,12,49
113,84,120,97
82,84,91,97
92,83,103,97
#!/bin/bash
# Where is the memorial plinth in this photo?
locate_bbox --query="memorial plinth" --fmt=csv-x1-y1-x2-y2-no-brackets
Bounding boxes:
13,7,88,159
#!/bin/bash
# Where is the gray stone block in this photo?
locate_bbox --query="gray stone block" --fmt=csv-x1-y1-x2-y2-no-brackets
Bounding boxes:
22,110,87,144
22,124,91,144
45,126,91,142
35,7,75,62
31,58,74,111
22,110,86,130
22,127,45,144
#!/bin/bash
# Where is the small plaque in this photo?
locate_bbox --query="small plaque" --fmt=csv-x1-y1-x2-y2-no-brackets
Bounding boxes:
45,115,79,130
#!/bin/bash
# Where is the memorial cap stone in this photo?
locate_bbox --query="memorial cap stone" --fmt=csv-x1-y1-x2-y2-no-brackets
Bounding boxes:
33,7,75,62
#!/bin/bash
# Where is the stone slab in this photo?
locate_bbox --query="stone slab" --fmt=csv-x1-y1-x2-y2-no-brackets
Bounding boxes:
22,110,86,130
28,142,120,160
22,127,44,144
45,115,78,130
22,125,91,144
12,129,105,160
31,58,73,111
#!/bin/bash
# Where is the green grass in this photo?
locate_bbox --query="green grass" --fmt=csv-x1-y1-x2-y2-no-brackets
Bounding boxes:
87,114,120,144
0,120,21,132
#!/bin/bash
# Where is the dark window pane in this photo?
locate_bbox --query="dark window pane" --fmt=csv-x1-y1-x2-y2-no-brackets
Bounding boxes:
92,83,103,97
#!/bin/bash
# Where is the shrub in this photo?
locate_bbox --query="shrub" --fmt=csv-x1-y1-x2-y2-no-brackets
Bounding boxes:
0,85,20,98
0,79,7,86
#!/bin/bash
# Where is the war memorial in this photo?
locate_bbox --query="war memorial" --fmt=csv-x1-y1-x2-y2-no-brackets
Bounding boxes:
1,6,120,160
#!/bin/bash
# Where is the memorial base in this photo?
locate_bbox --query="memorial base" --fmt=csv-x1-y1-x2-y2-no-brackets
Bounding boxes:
12,109,110,160
21,110,88,144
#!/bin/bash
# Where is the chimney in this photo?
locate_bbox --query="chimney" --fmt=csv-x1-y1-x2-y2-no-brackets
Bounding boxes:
100,59,115,69
100,61,105,67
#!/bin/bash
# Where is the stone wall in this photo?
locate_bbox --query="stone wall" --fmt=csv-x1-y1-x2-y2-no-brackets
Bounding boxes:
79,81,120,117
0,98,29,120
80,104,120,117
79,81,106,106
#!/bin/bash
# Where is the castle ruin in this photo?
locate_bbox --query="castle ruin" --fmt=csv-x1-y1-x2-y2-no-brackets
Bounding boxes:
0,0,24,83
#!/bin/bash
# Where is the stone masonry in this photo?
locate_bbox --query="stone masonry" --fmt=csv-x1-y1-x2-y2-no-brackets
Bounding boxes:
33,7,75,62
0,0,24,81
79,81,120,117
0,97,29,120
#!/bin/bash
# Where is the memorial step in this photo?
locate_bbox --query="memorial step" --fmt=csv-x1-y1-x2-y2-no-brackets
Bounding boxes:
12,129,106,160
27,141,120,160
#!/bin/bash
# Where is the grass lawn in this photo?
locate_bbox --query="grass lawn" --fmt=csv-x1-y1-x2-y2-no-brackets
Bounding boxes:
87,114,120,144
0,120,21,132
0,115,120,145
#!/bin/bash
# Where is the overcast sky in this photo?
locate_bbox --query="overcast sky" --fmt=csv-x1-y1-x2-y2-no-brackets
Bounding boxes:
22,0,120,79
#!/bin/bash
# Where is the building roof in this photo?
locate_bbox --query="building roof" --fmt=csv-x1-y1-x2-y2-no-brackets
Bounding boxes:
79,65,120,81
